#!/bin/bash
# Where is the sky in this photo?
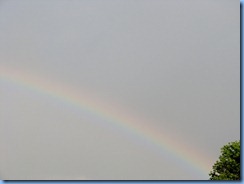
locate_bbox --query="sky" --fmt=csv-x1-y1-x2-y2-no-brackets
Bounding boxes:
0,0,240,180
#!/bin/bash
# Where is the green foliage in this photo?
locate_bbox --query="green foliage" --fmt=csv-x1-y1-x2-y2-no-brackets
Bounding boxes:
209,140,240,180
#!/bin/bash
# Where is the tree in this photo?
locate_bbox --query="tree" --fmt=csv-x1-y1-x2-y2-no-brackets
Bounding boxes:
209,140,240,180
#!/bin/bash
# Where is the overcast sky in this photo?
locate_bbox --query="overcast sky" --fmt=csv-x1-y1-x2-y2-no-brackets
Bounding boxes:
0,0,240,180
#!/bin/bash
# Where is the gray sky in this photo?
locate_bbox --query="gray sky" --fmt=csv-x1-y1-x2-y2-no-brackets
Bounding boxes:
0,0,240,180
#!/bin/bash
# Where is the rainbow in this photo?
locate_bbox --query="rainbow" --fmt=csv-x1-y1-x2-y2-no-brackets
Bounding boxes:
0,65,212,178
